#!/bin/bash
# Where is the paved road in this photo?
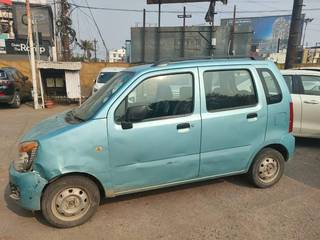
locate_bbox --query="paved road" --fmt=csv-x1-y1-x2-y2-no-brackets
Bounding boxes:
0,104,319,240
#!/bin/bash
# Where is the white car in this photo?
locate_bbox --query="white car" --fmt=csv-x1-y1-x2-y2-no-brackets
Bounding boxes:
92,67,125,94
281,69,320,138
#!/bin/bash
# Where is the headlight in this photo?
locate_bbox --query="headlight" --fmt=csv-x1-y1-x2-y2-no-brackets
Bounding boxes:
13,141,38,172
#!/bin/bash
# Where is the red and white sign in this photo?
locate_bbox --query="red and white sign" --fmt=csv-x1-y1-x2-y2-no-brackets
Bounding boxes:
0,0,12,5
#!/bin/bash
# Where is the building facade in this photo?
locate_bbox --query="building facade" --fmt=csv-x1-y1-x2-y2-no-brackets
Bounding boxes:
108,48,126,63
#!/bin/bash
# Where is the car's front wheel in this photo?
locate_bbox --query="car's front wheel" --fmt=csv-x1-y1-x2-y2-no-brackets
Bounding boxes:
41,176,100,228
248,148,285,188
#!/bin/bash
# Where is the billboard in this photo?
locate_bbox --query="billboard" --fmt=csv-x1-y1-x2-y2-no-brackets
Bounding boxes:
147,0,227,4
5,39,50,56
221,15,304,54
11,2,54,42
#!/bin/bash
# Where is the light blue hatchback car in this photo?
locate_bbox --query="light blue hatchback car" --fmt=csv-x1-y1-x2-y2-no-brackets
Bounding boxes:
9,58,295,228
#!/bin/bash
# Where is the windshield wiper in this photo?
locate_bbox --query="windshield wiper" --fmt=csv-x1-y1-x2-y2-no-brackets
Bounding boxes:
65,110,84,123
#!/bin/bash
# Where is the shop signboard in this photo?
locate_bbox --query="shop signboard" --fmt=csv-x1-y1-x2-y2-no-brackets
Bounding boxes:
5,39,50,56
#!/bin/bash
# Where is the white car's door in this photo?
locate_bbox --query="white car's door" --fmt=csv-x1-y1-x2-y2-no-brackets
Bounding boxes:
300,75,320,138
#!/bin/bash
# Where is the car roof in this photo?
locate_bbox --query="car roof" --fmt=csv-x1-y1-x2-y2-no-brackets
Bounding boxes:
298,67,320,71
0,67,17,71
127,58,271,75
281,69,320,76
100,67,126,73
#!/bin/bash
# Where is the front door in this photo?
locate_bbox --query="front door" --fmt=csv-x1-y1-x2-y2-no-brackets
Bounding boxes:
299,75,320,137
107,69,201,193
198,66,268,176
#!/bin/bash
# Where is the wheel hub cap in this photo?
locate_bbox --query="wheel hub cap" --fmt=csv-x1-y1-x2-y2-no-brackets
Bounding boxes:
53,187,90,220
258,157,279,183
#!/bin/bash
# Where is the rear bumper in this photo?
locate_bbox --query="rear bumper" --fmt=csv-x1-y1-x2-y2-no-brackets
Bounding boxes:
0,95,13,103
281,134,295,161
8,163,48,211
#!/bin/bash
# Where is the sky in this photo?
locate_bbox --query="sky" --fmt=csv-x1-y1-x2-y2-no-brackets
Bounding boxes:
65,0,320,58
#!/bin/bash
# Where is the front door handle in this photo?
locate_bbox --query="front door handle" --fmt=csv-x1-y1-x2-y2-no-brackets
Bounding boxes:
177,123,191,130
304,100,319,105
247,113,258,119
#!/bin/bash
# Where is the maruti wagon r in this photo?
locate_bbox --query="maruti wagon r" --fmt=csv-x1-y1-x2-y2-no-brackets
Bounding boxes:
9,58,295,228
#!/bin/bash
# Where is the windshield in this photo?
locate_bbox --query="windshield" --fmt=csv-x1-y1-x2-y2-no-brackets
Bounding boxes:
72,71,135,121
97,71,118,83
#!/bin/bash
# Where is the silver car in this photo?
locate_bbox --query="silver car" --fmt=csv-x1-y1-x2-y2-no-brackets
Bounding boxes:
281,69,320,138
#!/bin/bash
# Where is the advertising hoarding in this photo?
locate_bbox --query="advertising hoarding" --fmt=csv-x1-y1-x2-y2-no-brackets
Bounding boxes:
221,15,304,54
11,2,54,42
5,39,50,56
147,0,210,4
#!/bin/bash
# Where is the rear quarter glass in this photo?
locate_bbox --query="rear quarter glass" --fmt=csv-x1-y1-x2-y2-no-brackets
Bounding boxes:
0,70,7,79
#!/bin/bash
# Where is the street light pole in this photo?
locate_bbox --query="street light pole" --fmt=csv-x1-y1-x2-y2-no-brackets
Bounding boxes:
302,18,313,47
26,0,40,109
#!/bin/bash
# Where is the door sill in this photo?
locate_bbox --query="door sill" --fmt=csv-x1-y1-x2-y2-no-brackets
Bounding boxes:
106,170,246,198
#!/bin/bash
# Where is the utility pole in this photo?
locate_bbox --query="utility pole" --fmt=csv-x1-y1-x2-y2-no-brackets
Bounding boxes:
302,18,313,47
205,0,217,56
33,19,45,109
156,1,161,61
285,0,304,69
93,38,97,62
142,9,146,63
229,5,236,56
61,0,71,61
177,6,191,58
26,0,39,109
52,0,58,61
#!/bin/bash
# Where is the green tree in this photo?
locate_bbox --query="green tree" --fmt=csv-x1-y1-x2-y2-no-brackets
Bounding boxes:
79,40,94,60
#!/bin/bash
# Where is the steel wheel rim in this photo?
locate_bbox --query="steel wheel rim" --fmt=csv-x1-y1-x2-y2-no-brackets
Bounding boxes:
258,157,279,183
51,187,90,222
15,94,20,105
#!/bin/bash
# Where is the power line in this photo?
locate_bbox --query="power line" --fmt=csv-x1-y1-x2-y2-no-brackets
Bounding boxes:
67,3,320,14
83,0,108,62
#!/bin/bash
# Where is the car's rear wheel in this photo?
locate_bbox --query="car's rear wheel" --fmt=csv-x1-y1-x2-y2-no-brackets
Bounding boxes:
248,148,285,188
10,91,21,108
41,176,100,228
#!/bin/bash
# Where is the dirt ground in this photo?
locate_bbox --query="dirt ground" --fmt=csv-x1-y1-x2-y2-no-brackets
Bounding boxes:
0,104,319,240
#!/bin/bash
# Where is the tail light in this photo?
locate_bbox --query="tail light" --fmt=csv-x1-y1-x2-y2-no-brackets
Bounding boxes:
289,102,293,133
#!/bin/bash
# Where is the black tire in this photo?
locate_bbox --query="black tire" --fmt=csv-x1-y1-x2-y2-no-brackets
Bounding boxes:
41,175,100,228
248,148,285,188
10,91,21,108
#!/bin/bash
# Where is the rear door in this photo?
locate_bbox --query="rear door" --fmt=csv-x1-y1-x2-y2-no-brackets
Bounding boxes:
198,66,267,176
299,75,320,137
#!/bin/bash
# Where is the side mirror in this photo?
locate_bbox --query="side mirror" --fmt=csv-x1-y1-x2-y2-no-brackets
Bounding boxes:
121,105,149,129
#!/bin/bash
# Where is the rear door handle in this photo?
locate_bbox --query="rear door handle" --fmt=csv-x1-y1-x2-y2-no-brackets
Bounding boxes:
247,113,258,119
177,123,191,130
304,100,319,105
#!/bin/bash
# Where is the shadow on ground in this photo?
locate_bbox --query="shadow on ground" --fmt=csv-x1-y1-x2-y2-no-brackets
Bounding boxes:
285,137,320,189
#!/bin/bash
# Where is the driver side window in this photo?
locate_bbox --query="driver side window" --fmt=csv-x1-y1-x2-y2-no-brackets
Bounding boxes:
115,73,194,123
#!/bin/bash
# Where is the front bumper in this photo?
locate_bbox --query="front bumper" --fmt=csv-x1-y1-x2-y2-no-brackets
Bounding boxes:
8,163,48,211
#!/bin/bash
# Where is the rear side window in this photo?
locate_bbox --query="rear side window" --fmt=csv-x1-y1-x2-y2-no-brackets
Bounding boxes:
300,75,320,96
203,69,258,111
258,69,282,104
283,75,293,93
0,70,7,80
